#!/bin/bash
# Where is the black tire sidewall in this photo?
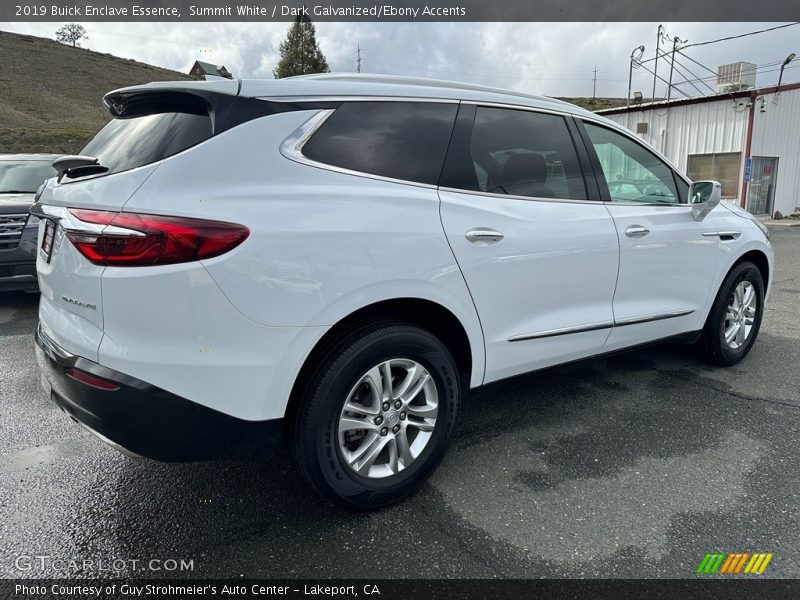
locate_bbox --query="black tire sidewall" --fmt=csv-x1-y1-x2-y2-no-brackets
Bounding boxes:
704,262,765,365
294,324,459,509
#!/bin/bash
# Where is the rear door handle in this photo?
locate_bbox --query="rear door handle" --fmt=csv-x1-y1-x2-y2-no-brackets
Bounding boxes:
625,225,650,238
465,228,504,244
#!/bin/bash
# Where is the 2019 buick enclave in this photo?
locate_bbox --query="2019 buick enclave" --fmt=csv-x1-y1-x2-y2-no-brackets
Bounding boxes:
32,74,773,509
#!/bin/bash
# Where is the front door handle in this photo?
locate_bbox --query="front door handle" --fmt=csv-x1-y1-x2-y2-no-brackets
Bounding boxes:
625,225,650,238
465,228,504,244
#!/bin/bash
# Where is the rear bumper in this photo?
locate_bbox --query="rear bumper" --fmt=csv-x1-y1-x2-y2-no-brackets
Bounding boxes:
35,324,283,461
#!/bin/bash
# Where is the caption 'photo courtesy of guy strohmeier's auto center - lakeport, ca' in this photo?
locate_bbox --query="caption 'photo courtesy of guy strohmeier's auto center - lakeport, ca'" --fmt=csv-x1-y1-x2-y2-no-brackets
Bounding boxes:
1,1,800,598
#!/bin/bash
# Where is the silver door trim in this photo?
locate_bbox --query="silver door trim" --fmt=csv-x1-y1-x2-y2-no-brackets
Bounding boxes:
508,309,695,342
508,321,614,342
613,308,695,327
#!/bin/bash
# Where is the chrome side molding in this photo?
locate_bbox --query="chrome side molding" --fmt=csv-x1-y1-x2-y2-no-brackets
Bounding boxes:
508,321,614,342
508,309,695,342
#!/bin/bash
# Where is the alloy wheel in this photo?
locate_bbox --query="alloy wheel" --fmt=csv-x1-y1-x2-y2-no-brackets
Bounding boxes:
337,358,438,479
723,280,757,349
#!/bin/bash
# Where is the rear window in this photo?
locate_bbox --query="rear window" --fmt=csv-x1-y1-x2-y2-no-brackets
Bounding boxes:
302,101,458,185
80,96,213,176
0,161,56,193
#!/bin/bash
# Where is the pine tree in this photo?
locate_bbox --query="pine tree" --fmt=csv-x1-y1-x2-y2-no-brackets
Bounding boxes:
273,13,330,78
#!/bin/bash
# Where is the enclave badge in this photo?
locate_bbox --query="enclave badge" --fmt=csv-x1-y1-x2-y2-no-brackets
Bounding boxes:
61,296,97,311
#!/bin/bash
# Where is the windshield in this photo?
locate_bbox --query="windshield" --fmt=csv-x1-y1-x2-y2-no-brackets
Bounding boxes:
0,161,56,193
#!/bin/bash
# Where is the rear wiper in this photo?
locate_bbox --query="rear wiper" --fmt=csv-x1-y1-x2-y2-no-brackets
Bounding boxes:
52,155,109,182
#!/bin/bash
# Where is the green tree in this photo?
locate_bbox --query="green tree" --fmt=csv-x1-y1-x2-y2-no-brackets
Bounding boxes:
55,23,88,47
273,13,330,78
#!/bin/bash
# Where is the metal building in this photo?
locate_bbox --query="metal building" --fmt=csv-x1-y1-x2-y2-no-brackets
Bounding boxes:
597,82,800,217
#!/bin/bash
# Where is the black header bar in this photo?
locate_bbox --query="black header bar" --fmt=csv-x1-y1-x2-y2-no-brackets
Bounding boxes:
3,0,800,22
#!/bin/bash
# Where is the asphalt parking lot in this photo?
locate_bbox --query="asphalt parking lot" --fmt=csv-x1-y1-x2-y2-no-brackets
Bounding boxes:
1,226,799,580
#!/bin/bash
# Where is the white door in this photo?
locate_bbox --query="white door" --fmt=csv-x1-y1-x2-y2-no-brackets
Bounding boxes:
580,120,721,352
438,106,619,384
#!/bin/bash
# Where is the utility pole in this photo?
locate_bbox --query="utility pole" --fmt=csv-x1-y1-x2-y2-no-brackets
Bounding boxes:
652,24,663,101
592,67,597,101
356,44,362,73
666,36,680,103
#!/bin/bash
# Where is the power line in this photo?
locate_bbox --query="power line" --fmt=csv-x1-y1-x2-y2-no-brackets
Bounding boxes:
669,58,707,96
683,22,800,49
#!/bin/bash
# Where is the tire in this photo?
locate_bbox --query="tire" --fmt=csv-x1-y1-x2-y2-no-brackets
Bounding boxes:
700,261,764,366
291,322,461,510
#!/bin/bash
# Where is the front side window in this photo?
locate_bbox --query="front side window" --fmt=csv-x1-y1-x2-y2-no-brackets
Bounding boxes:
302,101,458,186
444,106,587,200
584,122,680,204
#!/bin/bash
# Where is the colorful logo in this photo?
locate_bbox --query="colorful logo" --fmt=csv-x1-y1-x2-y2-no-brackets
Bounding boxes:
697,552,773,575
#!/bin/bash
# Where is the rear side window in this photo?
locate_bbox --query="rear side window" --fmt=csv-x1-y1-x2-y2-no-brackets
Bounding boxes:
441,106,588,200
81,95,213,177
302,102,458,185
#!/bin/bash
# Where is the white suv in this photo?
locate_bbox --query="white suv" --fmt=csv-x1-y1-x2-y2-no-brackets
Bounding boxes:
33,74,773,509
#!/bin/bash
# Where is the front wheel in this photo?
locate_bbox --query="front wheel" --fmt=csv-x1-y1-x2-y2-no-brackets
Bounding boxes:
291,323,460,510
700,261,765,366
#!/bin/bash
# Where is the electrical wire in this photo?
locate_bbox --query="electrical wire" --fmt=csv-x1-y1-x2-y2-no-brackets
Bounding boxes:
683,22,800,49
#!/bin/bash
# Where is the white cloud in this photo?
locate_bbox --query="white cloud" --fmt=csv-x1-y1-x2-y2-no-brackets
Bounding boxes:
2,21,798,97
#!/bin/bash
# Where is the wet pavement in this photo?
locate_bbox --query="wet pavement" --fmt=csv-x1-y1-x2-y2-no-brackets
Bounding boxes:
1,228,798,579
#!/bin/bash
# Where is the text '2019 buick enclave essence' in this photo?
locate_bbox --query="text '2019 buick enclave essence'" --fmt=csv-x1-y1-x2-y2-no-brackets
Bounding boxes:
33,74,773,509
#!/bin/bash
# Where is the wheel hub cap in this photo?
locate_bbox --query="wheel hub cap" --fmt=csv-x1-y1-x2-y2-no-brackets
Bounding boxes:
384,410,400,428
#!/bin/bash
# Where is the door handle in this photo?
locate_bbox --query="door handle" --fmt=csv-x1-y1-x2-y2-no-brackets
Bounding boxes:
625,225,650,238
465,228,504,244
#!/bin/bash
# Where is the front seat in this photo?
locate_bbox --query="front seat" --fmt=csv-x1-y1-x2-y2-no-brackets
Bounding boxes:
490,153,555,198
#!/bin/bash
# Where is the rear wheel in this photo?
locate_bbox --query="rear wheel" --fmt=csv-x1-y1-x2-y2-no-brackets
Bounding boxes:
700,262,764,366
291,322,460,509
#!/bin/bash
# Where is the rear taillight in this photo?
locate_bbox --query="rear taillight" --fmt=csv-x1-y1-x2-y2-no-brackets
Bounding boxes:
65,209,249,267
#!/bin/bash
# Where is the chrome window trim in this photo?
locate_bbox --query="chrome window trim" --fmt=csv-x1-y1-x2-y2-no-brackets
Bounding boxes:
603,201,693,208
508,309,695,342
437,186,601,206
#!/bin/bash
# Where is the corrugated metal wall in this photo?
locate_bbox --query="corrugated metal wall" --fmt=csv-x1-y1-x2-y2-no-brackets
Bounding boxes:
604,88,800,216
751,89,800,216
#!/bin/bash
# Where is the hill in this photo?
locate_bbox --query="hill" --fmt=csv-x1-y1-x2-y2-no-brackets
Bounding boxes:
0,30,191,153
557,97,631,111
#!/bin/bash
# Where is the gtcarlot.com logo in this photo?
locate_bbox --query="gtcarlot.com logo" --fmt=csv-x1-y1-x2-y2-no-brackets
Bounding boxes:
697,552,773,575
13,554,195,573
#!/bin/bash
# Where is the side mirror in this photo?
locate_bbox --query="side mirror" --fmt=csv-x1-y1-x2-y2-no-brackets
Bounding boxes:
689,180,722,221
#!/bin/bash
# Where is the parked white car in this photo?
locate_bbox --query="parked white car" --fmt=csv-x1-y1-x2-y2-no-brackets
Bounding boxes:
33,74,773,509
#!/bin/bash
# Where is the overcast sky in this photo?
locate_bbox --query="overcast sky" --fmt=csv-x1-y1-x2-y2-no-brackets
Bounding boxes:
2,21,798,98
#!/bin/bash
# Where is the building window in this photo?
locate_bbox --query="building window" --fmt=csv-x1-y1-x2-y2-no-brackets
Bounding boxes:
686,153,741,199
